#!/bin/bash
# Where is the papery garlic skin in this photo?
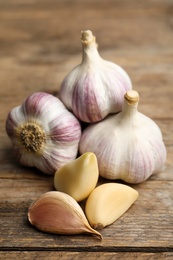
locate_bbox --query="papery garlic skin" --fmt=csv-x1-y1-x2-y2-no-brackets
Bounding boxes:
28,191,102,239
59,30,132,123
6,92,81,174
79,90,167,183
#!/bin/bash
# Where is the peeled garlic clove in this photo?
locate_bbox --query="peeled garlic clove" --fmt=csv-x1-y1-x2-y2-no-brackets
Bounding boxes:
28,191,102,239
54,152,99,202
79,90,167,183
59,30,132,123
5,92,81,174
85,183,139,229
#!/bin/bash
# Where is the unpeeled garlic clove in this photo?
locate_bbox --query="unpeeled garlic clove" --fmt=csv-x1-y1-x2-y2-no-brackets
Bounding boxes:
54,152,99,202
85,183,139,229
28,191,102,239
59,30,132,123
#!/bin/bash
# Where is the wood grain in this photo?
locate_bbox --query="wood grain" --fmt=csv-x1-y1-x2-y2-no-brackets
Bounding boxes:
1,252,173,260
0,0,173,259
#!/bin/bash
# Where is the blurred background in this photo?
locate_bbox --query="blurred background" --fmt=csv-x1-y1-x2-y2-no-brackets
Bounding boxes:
0,0,172,118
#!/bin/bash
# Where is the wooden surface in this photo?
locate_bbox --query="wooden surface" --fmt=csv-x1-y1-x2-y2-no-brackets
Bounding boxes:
0,0,173,259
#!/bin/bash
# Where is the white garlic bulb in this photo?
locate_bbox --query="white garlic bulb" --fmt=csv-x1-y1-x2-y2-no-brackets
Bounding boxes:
59,30,132,123
79,90,167,183
6,92,81,174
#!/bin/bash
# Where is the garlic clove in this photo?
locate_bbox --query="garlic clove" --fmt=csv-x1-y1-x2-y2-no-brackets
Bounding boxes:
54,152,99,202
79,90,167,183
28,191,102,239
85,183,139,229
59,30,132,123
5,92,81,174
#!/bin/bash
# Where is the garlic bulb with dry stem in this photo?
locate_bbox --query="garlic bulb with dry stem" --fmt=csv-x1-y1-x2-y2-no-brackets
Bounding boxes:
6,92,81,174
79,90,167,183
60,30,132,123
28,191,102,239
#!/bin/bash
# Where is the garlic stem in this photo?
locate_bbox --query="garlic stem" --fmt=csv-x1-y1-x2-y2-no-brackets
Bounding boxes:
124,90,139,106
81,30,96,45
81,30,99,63
122,90,139,119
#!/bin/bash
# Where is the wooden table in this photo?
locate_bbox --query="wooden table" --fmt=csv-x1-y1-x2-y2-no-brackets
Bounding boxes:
0,0,173,259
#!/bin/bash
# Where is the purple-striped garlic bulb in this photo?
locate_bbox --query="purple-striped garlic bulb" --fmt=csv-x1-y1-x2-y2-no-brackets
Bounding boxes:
59,30,132,123
79,90,167,184
6,92,81,174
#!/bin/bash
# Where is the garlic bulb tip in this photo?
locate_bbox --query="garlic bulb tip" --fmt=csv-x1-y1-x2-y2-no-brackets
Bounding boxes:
125,90,139,105
81,30,95,44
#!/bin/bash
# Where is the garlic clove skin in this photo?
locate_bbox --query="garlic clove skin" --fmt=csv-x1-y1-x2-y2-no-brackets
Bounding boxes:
85,183,139,229
59,30,132,123
28,191,102,239
6,92,81,174
79,90,167,183
54,152,99,202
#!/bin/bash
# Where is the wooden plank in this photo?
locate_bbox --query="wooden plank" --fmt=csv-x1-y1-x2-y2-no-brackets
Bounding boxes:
0,181,172,249
0,0,172,118
0,48,172,119
0,251,173,260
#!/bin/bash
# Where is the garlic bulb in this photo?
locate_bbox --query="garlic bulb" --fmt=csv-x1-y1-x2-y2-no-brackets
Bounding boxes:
85,183,139,229
6,92,81,174
28,191,102,239
59,30,132,123
79,90,167,183
54,152,99,202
